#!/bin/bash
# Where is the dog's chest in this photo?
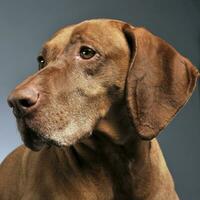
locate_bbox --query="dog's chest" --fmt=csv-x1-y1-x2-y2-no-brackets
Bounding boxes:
20,145,134,200
21,167,114,200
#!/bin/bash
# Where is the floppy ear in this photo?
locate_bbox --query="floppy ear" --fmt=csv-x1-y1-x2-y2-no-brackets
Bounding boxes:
123,24,199,140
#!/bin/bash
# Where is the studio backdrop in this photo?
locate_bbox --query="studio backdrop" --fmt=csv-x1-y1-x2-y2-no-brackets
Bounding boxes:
0,0,199,199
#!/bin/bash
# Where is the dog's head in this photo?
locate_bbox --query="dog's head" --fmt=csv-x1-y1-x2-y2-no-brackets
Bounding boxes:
7,19,199,151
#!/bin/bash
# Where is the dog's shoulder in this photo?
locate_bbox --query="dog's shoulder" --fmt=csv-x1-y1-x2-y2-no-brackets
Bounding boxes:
0,145,28,199
1,145,27,168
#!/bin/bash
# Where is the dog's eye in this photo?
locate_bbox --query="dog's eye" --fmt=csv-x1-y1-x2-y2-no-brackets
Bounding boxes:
80,46,96,59
37,56,45,69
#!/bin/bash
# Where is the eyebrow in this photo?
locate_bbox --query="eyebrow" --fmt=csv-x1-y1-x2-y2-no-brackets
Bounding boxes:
61,32,84,54
40,46,48,57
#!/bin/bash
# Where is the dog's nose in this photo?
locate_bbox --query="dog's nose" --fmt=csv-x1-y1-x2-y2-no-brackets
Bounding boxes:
7,87,39,116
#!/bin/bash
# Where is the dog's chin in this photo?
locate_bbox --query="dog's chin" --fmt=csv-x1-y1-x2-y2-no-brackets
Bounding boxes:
19,117,96,151
21,125,66,151
22,128,46,151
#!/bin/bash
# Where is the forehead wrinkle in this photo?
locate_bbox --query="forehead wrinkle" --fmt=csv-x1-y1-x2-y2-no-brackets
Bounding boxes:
40,19,128,61
63,24,102,54
66,23,109,56
72,21,127,53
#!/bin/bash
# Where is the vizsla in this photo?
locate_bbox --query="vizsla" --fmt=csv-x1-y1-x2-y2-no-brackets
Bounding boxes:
0,19,199,200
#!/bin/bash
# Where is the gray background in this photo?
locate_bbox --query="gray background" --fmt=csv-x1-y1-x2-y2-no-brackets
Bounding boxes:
0,0,199,199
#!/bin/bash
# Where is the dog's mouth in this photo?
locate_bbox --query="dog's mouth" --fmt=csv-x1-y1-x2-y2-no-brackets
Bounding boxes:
15,97,101,151
22,127,46,151
23,127,63,151
15,111,65,151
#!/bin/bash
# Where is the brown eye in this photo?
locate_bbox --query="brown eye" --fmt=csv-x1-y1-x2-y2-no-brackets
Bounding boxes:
80,46,96,59
37,55,45,69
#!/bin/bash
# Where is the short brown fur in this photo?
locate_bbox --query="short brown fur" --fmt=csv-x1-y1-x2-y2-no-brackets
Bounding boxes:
1,19,199,200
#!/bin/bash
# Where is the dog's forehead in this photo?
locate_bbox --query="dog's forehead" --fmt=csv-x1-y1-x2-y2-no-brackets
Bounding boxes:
44,19,126,52
45,25,75,49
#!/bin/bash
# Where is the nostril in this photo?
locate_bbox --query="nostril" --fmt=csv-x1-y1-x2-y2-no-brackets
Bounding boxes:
17,90,39,109
18,98,36,108
8,88,40,112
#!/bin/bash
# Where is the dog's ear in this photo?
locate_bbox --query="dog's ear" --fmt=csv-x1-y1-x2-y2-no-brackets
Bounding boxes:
123,24,199,140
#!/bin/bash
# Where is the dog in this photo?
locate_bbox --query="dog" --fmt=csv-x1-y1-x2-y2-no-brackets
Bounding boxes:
0,19,199,200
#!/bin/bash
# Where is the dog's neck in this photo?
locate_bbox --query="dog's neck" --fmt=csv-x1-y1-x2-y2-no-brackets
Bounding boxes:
58,101,151,171
53,102,173,199
95,101,137,145
53,102,156,198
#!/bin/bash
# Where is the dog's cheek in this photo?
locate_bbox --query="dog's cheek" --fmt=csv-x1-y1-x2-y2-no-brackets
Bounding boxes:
46,101,102,146
106,84,122,102
97,96,112,118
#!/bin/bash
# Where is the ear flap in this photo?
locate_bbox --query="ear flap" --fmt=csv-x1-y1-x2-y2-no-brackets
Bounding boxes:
124,24,199,140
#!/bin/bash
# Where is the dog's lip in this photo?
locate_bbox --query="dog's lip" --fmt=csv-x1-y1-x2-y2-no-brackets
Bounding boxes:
23,127,46,151
22,125,61,151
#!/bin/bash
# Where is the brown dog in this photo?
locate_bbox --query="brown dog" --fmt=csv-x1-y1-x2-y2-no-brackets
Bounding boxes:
0,19,199,200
